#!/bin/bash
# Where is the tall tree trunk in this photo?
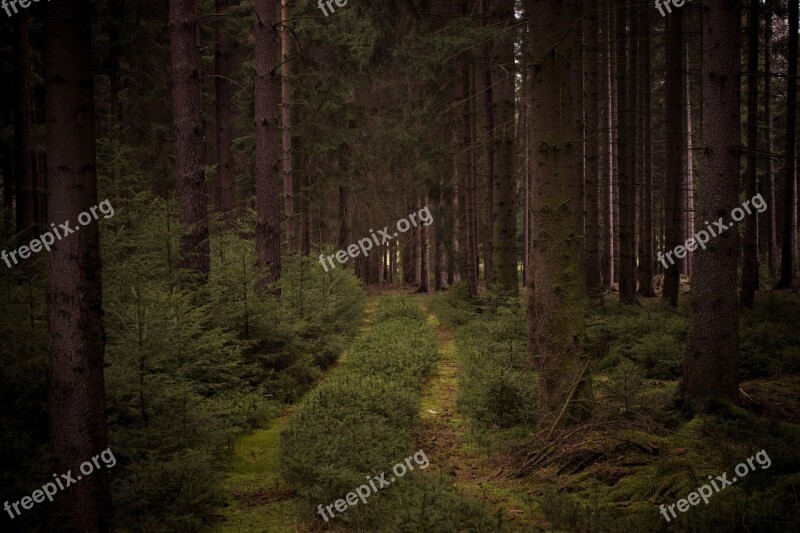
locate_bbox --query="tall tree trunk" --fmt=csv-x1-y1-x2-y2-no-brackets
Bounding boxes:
775,0,798,289
638,7,655,297
741,0,760,308
255,0,281,290
600,0,613,288
662,9,686,306
169,0,211,281
527,0,591,423
764,4,778,277
14,12,35,246
616,0,637,304
684,49,695,278
680,0,741,410
491,0,518,295
215,0,235,217
281,0,295,253
418,195,431,292
481,0,494,289
44,0,112,529
458,32,478,296
584,0,601,292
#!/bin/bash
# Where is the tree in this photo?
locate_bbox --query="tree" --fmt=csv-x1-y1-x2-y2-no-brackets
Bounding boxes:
14,12,34,245
526,0,591,423
281,0,296,253
680,0,741,410
583,0,602,293
662,8,686,307
169,0,211,281
215,0,236,217
637,7,656,297
491,0,518,295
741,0,760,308
255,0,281,290
616,0,637,304
775,0,798,289
44,0,112,528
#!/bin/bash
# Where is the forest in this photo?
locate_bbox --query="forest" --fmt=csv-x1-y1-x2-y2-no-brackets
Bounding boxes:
0,0,799,531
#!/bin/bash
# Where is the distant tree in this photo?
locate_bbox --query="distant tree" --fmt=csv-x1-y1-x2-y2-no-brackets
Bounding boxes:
583,0,602,293
281,0,295,253
637,7,656,297
14,12,34,246
680,0,741,410
169,0,211,281
44,0,112,528
741,0,760,308
775,0,798,289
255,0,281,290
215,0,235,217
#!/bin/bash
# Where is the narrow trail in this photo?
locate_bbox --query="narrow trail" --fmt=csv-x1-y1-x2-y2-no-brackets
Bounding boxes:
413,294,540,531
215,299,380,532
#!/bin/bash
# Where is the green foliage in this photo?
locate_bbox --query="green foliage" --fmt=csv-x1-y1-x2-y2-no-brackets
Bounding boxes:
281,297,501,529
739,293,800,378
427,282,477,327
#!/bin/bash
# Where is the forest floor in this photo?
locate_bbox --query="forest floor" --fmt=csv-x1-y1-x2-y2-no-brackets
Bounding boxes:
412,294,543,530
215,299,381,532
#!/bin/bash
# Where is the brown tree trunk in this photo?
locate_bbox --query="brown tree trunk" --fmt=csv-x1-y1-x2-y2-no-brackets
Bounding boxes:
457,29,478,296
255,0,281,290
600,0,613,288
637,7,655,297
491,0,518,295
527,0,591,423
775,0,798,289
680,0,741,410
14,12,35,246
741,0,760,308
616,0,637,304
481,0,494,289
764,4,778,277
662,9,685,306
418,195,431,292
215,0,235,217
684,50,695,278
44,0,112,529
583,0,601,292
169,0,211,281
281,0,295,253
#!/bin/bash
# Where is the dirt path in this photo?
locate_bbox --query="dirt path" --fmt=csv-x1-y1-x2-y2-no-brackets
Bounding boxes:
413,295,542,531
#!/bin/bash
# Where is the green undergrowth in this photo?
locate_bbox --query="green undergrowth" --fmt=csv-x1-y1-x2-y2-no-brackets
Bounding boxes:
429,287,800,532
280,297,505,531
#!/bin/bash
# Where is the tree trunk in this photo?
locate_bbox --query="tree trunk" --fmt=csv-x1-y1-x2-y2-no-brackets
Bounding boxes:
457,31,478,296
481,0,494,289
637,8,655,297
662,9,685,306
600,0,613,288
583,0,601,292
741,0,760,308
44,0,112,529
281,0,295,253
418,195,431,292
683,49,695,278
169,0,211,281
775,0,798,289
491,0,518,295
255,0,281,290
527,0,591,424
764,4,778,277
215,0,235,217
680,0,741,410
616,0,637,304
14,12,35,246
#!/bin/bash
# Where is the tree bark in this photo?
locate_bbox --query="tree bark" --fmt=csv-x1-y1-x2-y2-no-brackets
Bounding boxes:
637,7,655,297
255,0,281,290
14,12,35,246
281,0,295,253
662,9,686,306
491,0,518,295
775,0,798,289
527,0,591,424
169,0,211,281
741,0,760,308
680,0,741,410
764,4,778,277
616,0,637,304
44,0,112,529
583,0,601,292
215,0,235,217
